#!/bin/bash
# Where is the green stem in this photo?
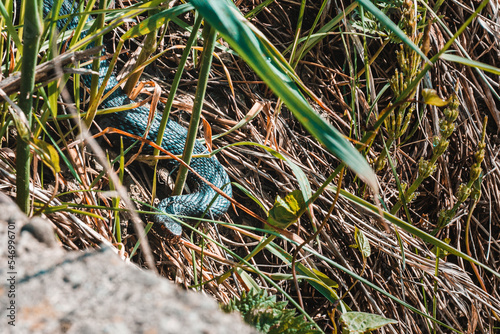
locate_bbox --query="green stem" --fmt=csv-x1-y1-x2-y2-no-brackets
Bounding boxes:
159,14,202,137
151,15,203,200
291,0,329,68
113,137,125,246
374,136,394,171
391,152,440,215
172,23,217,195
16,0,42,213
123,9,159,96
89,0,107,110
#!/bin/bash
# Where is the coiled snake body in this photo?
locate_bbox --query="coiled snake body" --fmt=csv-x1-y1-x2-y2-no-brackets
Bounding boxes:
42,0,232,237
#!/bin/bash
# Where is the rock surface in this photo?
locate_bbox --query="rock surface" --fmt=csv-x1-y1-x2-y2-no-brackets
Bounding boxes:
0,193,256,334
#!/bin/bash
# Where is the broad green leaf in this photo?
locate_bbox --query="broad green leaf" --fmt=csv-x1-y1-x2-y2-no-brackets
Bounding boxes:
422,89,450,107
356,0,430,64
340,312,397,334
190,0,377,191
440,53,500,75
268,190,305,229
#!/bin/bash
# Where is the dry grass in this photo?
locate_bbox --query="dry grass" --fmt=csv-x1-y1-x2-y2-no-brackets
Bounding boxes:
1,0,499,332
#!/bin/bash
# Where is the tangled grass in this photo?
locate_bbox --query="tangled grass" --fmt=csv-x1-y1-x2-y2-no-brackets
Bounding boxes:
1,0,499,332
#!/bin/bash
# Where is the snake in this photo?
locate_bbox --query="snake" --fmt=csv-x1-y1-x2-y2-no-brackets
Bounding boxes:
39,0,232,238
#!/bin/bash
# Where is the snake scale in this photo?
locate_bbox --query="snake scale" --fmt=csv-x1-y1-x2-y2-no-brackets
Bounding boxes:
40,0,232,238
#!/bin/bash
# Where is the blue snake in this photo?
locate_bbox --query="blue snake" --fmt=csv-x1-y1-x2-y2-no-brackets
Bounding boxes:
41,0,232,238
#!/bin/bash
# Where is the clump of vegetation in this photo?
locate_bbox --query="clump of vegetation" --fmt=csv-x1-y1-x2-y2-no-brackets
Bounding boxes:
222,289,321,334
436,115,487,233
375,0,423,172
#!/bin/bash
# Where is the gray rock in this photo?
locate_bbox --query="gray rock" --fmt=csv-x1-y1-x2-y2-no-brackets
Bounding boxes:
0,194,256,334
20,217,57,247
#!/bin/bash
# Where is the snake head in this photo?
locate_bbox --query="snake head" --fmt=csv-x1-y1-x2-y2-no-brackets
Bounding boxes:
151,215,183,243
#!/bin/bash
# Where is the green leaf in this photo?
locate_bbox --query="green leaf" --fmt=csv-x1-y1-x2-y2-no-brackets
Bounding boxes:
32,138,61,174
422,89,450,107
121,4,194,41
190,0,377,191
311,268,339,289
440,53,500,75
340,312,397,334
353,227,371,259
267,190,305,229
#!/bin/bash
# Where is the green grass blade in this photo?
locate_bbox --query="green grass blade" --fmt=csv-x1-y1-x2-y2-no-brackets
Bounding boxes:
231,183,268,214
290,2,358,63
266,242,343,305
440,53,500,75
67,0,165,52
227,222,455,331
331,185,500,279
209,141,312,205
304,245,458,332
190,0,377,190
173,24,217,195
